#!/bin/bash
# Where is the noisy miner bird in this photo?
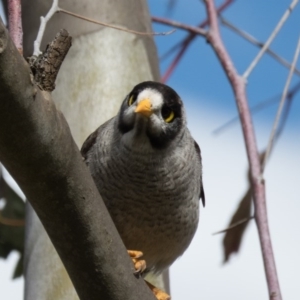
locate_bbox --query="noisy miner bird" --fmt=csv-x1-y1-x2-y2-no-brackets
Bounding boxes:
81,81,205,300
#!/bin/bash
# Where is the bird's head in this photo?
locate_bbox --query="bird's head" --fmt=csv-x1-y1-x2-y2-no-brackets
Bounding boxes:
117,81,186,150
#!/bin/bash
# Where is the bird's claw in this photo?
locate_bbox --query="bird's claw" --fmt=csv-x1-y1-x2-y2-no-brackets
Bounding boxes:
146,280,171,300
127,250,170,299
127,250,147,276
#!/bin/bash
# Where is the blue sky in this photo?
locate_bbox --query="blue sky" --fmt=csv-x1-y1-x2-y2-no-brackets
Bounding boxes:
149,0,300,142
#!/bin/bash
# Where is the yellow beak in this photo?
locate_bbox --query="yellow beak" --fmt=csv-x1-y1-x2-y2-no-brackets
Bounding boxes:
135,99,153,118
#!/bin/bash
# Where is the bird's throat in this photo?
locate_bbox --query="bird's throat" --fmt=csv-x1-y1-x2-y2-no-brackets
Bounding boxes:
121,118,153,151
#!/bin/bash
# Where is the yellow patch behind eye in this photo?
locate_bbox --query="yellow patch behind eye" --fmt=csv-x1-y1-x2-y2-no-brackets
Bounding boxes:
128,95,135,106
164,110,175,123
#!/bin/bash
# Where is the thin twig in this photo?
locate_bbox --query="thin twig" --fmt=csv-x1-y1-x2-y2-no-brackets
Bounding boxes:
161,0,234,82
151,16,207,36
160,40,183,62
274,94,294,140
204,0,282,298
160,0,233,62
7,0,23,53
262,37,300,172
162,41,191,83
213,96,278,135
33,0,59,56
221,17,300,77
212,216,254,235
212,82,300,135
243,0,299,79
33,1,174,57
58,8,175,36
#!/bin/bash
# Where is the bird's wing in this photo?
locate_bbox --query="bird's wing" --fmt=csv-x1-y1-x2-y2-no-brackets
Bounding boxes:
81,118,114,162
194,140,205,207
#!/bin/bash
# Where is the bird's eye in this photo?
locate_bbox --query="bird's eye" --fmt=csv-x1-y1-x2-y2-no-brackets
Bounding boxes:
128,95,135,106
161,106,175,123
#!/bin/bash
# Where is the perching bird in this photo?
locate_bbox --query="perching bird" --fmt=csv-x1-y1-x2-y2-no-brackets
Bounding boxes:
81,81,205,276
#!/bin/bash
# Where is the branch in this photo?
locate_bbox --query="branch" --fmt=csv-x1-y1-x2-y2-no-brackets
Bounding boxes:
33,0,59,56
262,37,300,171
33,0,174,56
58,8,175,36
204,0,282,299
243,0,299,79
161,41,191,83
0,20,155,300
221,17,300,77
7,0,23,53
29,29,72,92
161,0,234,82
272,86,297,140
213,216,254,235
151,16,207,36
212,82,300,135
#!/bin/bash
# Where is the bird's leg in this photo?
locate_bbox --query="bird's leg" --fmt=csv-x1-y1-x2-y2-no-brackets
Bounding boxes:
127,250,147,275
145,280,171,300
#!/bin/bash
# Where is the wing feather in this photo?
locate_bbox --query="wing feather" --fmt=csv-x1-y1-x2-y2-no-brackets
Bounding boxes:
81,118,114,162
194,140,205,207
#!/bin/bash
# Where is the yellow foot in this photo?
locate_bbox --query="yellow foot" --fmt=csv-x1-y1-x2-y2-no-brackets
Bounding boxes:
127,251,170,299
146,281,171,300
127,250,147,275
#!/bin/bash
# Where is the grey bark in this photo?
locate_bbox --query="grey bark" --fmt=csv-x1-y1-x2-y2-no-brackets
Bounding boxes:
21,0,168,299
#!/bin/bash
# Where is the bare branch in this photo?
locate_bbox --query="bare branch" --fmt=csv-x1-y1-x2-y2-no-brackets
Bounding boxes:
262,37,300,172
213,216,254,235
161,0,234,82
7,0,23,53
33,0,59,56
221,17,300,77
243,0,299,79
33,0,174,57
151,16,207,36
204,0,282,298
212,82,300,135
58,8,175,36
162,42,190,83
273,86,298,140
